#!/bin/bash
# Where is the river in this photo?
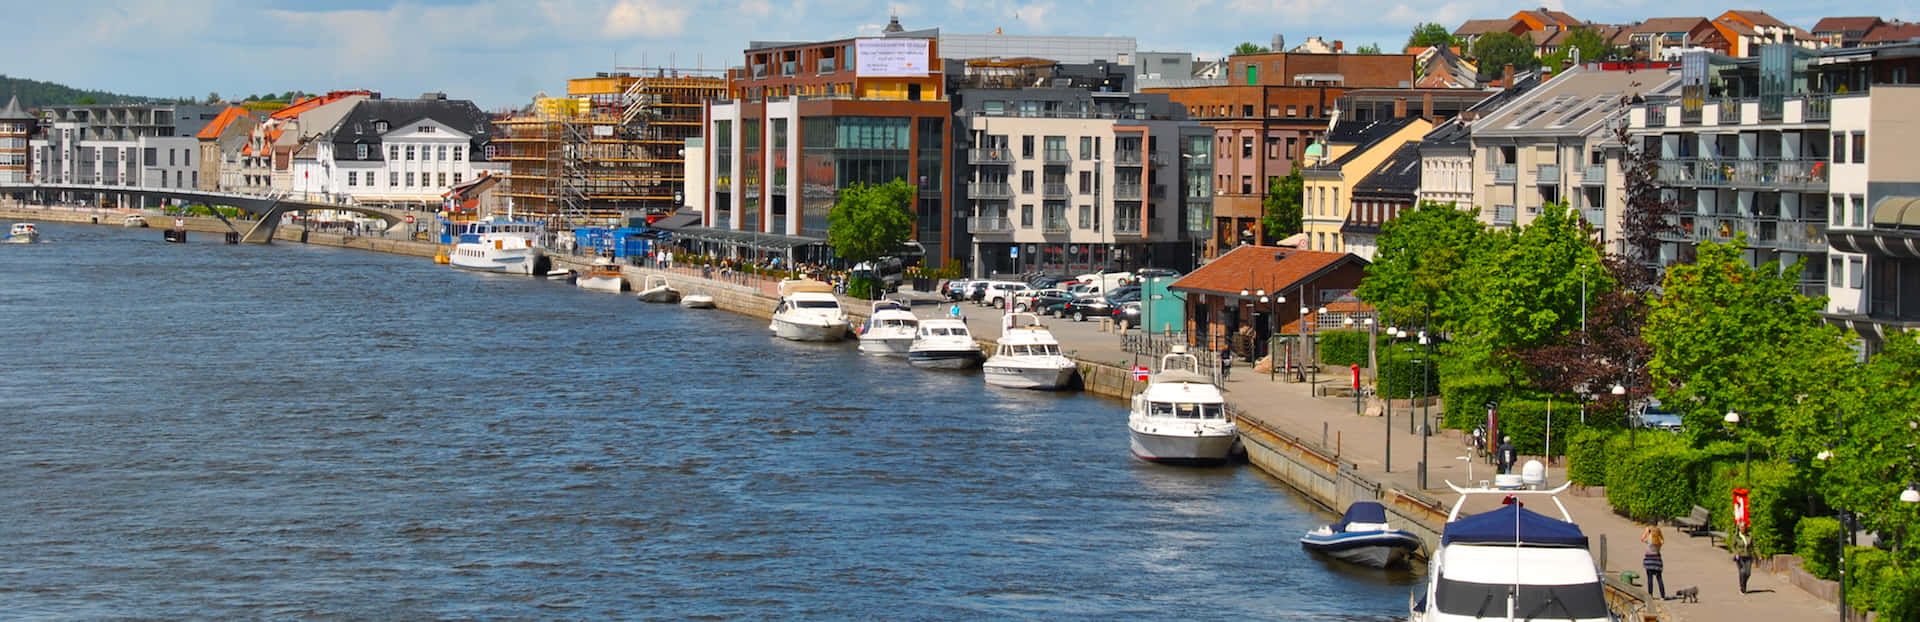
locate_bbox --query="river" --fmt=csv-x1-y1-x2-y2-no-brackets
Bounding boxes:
0,221,1414,619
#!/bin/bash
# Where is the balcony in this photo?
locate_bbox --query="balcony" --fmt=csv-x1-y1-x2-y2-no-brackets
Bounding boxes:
1495,165,1517,183
1114,217,1143,235
1717,99,1742,124
1043,149,1073,164
968,148,1013,165
969,216,1013,234
968,181,1013,199
1583,209,1605,226
1043,217,1070,233
1114,150,1144,166
1493,205,1516,226
1657,158,1830,190
1582,165,1606,185
1646,104,1668,127
1043,182,1071,198
1803,94,1832,122
1113,183,1142,200
1536,164,1560,184
1776,222,1829,253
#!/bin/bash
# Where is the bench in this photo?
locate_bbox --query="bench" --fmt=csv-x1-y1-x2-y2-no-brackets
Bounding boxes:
1674,505,1712,536
1707,530,1729,547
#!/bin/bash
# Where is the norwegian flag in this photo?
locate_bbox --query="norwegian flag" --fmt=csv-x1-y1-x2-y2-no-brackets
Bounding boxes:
1132,366,1150,381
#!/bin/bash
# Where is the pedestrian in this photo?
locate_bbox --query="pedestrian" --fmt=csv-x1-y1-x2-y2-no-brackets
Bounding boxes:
1497,436,1517,474
1472,426,1485,454
1731,528,1754,594
1219,347,1233,381
1642,524,1668,600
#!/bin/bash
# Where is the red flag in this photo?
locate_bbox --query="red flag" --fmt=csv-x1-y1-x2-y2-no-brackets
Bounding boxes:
1132,366,1150,381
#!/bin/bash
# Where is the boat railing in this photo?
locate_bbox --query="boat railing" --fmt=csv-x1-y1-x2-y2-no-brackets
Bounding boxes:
1441,479,1573,522
1001,311,1044,331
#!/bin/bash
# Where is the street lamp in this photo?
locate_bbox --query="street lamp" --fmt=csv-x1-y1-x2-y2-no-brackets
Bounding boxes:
1726,410,1749,486
1613,383,1633,447
1237,284,1266,373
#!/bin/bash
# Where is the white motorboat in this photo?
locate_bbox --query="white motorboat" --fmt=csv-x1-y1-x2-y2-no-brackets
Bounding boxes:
908,318,984,369
857,300,919,356
680,293,716,309
575,257,627,292
1410,472,1610,622
636,275,680,303
1300,501,1424,568
449,220,547,275
1127,345,1237,463
982,313,1077,390
769,279,850,342
5,223,41,243
123,214,147,228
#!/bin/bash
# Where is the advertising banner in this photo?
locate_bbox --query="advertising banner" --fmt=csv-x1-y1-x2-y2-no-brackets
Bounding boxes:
856,38,930,77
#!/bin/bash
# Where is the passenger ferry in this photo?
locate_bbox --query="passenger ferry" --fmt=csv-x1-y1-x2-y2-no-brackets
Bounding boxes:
445,219,549,275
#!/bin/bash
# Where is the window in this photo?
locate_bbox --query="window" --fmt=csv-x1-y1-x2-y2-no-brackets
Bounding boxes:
438,172,447,187
168,149,176,166
1022,136,1035,159
356,144,369,159
453,172,462,185
1079,204,1092,228
390,172,399,186
1286,136,1298,158
1852,133,1865,164
1242,105,1254,117
452,147,463,161
1021,170,1035,194
1849,257,1864,290
1833,133,1845,163
1287,105,1298,117
405,145,415,161
1832,195,1845,226
347,171,357,186
389,145,399,160
406,172,415,186
365,171,375,186
1020,203,1034,227
418,125,436,133
1853,195,1866,228
1079,171,1092,193
1080,136,1093,160
438,145,448,161
1242,138,1253,159
1241,175,1252,194
1830,257,1843,287
374,121,389,133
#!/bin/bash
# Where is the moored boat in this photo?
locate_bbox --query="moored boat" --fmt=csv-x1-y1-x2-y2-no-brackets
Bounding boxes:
636,275,680,303
856,300,918,356
575,257,627,292
680,292,716,309
907,318,984,369
1410,471,1609,622
1127,345,1236,463
123,214,147,228
982,312,1076,389
449,219,548,275
769,279,850,342
1300,501,1424,568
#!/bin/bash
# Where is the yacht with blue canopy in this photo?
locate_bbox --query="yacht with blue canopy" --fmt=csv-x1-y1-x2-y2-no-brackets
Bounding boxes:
1410,464,1613,622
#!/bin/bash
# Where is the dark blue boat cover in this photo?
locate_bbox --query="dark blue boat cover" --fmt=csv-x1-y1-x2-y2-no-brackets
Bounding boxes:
1335,502,1389,530
1441,504,1589,548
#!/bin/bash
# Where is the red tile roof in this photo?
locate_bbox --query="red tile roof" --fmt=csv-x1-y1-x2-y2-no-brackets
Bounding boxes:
1169,245,1362,296
194,106,250,140
1455,18,1521,36
268,90,373,120
1631,17,1711,34
1864,22,1920,43
1722,10,1790,29
1813,17,1883,34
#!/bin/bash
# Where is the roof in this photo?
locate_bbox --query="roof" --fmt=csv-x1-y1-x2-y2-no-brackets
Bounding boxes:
1471,65,1679,137
1632,17,1711,35
1455,19,1520,36
1864,22,1920,44
1442,503,1590,548
1314,117,1420,170
1714,18,1760,37
1813,17,1883,34
269,90,372,121
194,106,251,139
1352,142,1423,197
323,98,497,162
1421,116,1473,151
1723,10,1789,29
0,95,31,121
1168,245,1362,296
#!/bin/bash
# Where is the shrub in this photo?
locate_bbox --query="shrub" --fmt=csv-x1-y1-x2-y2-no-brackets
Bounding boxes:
846,276,880,299
1318,330,1367,367
1487,397,1583,457
1694,456,1806,557
1567,428,1620,486
1844,547,1896,615
1378,346,1439,399
1440,370,1507,431
1795,516,1843,580
1604,435,1703,522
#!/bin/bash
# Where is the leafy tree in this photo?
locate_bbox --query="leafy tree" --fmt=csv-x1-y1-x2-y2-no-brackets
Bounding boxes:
1471,32,1541,79
1356,200,1486,331
1544,28,1622,68
1232,42,1269,55
1259,168,1304,241
1453,203,1611,382
1406,22,1457,49
1354,43,1383,55
206,91,221,104
1643,238,1855,447
827,179,917,267
75,95,97,105
1827,332,1920,564
1614,117,1678,291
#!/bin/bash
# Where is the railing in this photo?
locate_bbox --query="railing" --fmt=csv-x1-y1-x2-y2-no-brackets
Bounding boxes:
1657,158,1830,189
1041,182,1071,198
1114,150,1144,166
968,148,1013,164
1536,164,1560,184
1495,165,1517,183
1717,99,1742,124
968,182,1013,199
968,216,1013,234
1114,217,1142,235
1776,222,1829,252
1113,183,1143,200
1583,209,1605,226
1493,205,1516,226
1043,217,1069,233
1803,94,1832,122
1646,104,1668,127
1043,149,1073,164
1583,165,1606,185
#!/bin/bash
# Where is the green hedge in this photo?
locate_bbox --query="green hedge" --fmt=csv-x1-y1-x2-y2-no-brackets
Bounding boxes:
1318,330,1367,367
1567,428,1621,486
1488,397,1584,457
1795,516,1843,580
1379,346,1439,399
1695,455,1805,558
1604,435,1703,522
1843,547,1920,619
1440,370,1507,431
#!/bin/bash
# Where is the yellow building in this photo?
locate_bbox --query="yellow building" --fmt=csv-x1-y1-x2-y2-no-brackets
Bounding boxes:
1299,117,1432,252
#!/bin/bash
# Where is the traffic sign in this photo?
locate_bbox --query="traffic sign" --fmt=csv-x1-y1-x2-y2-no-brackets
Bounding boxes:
173,218,184,228
406,214,415,223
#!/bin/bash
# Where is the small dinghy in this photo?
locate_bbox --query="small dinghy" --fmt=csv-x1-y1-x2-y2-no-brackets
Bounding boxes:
1300,501,1423,568
636,275,680,303
679,293,715,309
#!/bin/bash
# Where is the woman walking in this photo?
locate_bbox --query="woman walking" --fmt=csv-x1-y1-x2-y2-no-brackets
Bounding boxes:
1641,524,1667,600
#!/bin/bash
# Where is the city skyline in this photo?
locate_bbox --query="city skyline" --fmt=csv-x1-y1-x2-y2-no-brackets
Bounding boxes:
9,0,1919,110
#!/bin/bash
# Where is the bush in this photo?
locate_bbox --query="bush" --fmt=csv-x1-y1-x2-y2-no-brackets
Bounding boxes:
846,276,880,299
1318,330,1367,367
1378,346,1439,399
1795,516,1843,580
1843,547,1907,616
1605,435,1703,522
1440,370,1507,431
1694,456,1806,558
1487,397,1583,457
1567,428,1621,486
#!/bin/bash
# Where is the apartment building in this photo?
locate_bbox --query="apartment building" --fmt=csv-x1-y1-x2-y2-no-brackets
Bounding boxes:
1300,116,1431,253
1417,118,1473,208
195,106,256,192
0,97,31,188
952,81,1210,276
28,102,220,208
703,29,953,264
1825,84,1920,348
1342,141,1422,260
286,94,508,209
1470,65,1676,242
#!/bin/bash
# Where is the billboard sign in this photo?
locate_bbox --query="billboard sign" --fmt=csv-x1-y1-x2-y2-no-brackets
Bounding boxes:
856,38,931,77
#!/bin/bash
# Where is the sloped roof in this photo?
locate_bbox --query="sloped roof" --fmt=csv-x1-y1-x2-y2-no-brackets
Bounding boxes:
1864,22,1920,44
1456,19,1520,36
1714,18,1759,37
1420,117,1472,151
1632,17,1711,35
0,95,31,121
1723,10,1790,29
1352,142,1423,197
269,90,371,120
1472,65,1680,137
1528,30,1568,47
194,106,251,139
1314,117,1420,170
1516,9,1583,30
323,98,497,162
1813,17,1883,34
1169,245,1362,296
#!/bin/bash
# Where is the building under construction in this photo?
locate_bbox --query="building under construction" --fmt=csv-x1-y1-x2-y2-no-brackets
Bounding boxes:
495,70,724,227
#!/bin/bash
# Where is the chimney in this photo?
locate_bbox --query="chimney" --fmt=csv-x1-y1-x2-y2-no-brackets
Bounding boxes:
1504,64,1516,89
1393,97,1407,119
1422,92,1434,120
1334,40,1345,53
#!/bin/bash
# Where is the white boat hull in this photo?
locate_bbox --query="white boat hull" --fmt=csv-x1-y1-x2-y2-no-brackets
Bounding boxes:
982,361,1077,389
450,249,538,274
680,295,715,309
908,348,984,369
577,275,625,292
2,235,35,244
858,335,914,356
1128,425,1239,464
771,317,849,342
637,286,680,303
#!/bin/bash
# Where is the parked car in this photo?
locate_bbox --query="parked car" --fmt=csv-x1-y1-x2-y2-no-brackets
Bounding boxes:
1014,288,1074,313
1134,267,1182,280
1637,405,1684,432
1106,285,1142,304
964,280,993,303
1112,301,1142,329
980,281,1032,308
940,279,974,300
1058,295,1117,322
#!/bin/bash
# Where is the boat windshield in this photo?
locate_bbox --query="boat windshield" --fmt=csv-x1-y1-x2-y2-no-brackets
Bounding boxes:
1031,344,1060,355
794,300,840,310
1150,402,1224,419
878,319,915,328
1433,579,1608,620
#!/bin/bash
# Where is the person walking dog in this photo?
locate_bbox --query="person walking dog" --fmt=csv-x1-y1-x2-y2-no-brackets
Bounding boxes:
1641,524,1667,600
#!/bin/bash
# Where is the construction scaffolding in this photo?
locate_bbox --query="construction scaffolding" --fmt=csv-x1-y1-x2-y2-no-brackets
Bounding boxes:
496,69,724,227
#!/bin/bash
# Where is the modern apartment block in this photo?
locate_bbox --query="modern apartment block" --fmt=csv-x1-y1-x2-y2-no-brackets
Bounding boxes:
286,94,508,209
28,102,221,207
1825,85,1920,347
951,75,1211,276
0,97,32,188
702,30,953,264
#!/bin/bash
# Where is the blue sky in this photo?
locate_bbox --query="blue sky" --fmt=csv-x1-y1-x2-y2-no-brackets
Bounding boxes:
7,0,1915,110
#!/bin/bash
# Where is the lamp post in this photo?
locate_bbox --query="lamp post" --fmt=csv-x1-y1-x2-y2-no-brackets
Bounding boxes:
1725,410,1749,486
1310,305,1327,388
1419,328,1431,490
1613,383,1632,447
1238,283,1266,374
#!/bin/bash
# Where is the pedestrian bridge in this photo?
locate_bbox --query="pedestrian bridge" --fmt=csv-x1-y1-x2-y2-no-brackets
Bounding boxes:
0,182,422,243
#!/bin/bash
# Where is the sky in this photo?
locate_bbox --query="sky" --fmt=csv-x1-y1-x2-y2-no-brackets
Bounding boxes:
7,0,1916,111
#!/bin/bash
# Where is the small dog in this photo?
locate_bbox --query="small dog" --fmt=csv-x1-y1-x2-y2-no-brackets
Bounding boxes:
1674,586,1699,603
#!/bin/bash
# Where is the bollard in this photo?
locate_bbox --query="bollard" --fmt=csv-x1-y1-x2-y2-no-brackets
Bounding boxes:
1336,431,1342,459
1322,422,1328,448
1597,534,1608,571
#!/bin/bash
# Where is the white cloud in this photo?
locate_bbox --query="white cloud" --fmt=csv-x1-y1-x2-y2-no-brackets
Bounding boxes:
1012,2,1053,31
604,0,692,37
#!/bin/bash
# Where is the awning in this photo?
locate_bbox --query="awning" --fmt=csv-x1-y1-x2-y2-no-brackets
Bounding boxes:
671,225,827,251
651,211,703,231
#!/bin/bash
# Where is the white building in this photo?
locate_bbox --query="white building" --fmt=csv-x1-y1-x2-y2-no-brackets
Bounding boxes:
287,95,507,210
27,103,220,207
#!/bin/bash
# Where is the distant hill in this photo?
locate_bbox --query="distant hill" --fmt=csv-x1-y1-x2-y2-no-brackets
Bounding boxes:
0,74,152,108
